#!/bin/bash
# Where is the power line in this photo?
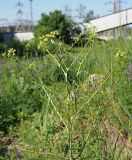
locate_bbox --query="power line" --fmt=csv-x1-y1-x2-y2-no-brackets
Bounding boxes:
105,0,126,13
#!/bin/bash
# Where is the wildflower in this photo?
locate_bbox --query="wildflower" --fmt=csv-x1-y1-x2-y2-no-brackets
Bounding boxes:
28,62,36,71
38,41,45,50
115,48,126,59
38,30,59,49
2,48,16,58
25,40,34,49
51,39,55,44
50,30,59,37
25,42,31,49
44,37,48,42
87,25,97,39
58,42,62,46
11,70,14,74
73,36,80,43
87,25,97,34
7,48,16,57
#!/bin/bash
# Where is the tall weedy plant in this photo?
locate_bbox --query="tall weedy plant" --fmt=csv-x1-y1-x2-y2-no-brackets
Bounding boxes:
1,28,131,160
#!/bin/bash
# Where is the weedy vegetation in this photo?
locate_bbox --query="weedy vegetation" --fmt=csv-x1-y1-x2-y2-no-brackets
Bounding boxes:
0,27,132,160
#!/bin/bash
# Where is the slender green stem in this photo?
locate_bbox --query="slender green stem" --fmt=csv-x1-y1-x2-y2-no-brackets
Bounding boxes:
39,78,68,131
76,46,92,77
68,41,91,69
69,117,73,160
72,72,113,120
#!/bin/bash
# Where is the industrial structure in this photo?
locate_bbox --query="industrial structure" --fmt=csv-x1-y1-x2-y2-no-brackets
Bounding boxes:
105,0,126,13
82,8,132,32
0,0,34,43
0,0,33,33
0,0,132,42
79,7,132,40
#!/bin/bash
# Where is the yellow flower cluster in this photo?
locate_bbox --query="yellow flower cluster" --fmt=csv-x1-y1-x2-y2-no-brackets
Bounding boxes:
28,62,36,71
25,39,35,49
2,48,16,57
115,48,126,59
87,25,97,39
73,26,97,44
87,25,97,33
73,35,81,43
38,30,59,49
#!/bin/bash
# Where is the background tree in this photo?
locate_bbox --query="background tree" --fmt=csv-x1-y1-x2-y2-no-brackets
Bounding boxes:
76,4,87,20
83,10,99,22
76,4,99,23
34,10,78,44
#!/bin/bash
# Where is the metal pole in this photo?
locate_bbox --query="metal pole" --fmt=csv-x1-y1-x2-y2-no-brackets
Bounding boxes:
30,0,33,30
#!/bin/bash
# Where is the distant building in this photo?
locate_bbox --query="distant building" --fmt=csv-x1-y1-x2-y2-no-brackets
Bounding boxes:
78,8,132,40
0,32,34,43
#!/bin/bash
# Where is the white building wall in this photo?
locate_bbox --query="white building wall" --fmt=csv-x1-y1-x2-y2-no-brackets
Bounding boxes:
127,9,132,24
89,8,132,32
14,32,34,41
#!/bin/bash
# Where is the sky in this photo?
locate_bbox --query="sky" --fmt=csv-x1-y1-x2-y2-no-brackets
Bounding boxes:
0,0,132,24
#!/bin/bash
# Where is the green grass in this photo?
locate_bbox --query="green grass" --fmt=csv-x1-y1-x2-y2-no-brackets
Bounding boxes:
0,35,132,159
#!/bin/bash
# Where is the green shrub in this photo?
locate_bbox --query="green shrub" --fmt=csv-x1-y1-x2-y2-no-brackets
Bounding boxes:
7,38,25,57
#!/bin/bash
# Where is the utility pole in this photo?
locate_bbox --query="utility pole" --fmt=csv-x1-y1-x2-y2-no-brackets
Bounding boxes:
105,0,126,13
112,0,117,13
29,0,33,30
118,0,123,12
105,0,126,37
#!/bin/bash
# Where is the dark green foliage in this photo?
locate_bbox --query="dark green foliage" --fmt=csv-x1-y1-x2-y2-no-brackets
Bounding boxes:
0,34,4,43
83,10,99,22
34,10,81,44
0,42,7,54
7,38,25,57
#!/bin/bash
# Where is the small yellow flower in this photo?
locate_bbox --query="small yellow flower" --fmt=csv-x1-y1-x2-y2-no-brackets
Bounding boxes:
51,30,59,36
58,42,62,46
2,48,16,58
11,70,14,74
73,36,80,42
115,52,120,58
115,48,126,59
25,40,34,49
38,31,59,49
44,38,48,42
28,62,36,71
51,39,55,44
7,48,16,57
87,26,97,40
